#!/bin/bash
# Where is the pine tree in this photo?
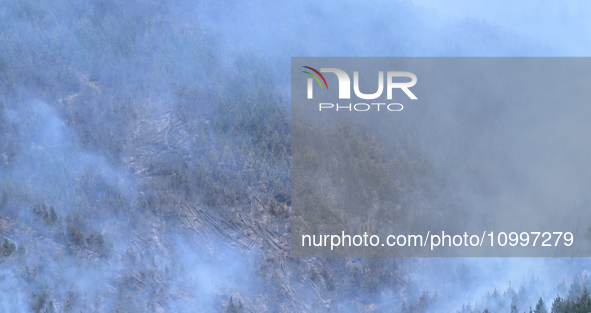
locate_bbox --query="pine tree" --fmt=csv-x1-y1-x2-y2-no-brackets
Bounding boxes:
226,296,243,313
44,301,55,313
510,300,518,313
16,241,26,260
49,206,57,223
533,297,547,313
1,238,16,257
551,295,565,313
568,281,582,300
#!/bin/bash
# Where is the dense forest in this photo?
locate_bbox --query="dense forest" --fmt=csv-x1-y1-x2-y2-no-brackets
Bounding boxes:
1,0,590,312
453,277,591,313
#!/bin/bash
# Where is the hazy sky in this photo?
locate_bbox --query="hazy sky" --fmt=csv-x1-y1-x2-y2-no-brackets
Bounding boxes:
411,0,591,54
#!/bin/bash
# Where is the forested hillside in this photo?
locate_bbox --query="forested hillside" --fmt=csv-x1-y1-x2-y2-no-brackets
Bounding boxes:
1,0,589,312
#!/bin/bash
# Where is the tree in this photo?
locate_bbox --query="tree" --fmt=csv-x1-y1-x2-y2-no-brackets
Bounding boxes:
533,297,547,313
550,295,565,313
49,206,58,223
67,224,85,246
510,300,518,313
226,296,243,313
580,287,589,304
568,281,582,300
16,241,26,260
1,238,16,257
44,301,55,313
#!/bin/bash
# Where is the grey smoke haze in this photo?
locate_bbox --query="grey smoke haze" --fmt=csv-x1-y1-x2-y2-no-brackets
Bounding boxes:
0,0,590,312
291,57,591,258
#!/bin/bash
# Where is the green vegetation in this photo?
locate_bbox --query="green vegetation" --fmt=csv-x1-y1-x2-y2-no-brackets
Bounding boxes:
550,289,591,313
453,281,591,313
1,238,16,257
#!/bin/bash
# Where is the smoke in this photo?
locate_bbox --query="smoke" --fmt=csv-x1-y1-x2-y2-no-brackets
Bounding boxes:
1,0,589,312
411,0,591,55
0,96,264,311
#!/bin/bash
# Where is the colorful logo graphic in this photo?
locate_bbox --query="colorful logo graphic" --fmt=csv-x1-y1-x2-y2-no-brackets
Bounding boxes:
302,66,328,90
303,66,417,102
